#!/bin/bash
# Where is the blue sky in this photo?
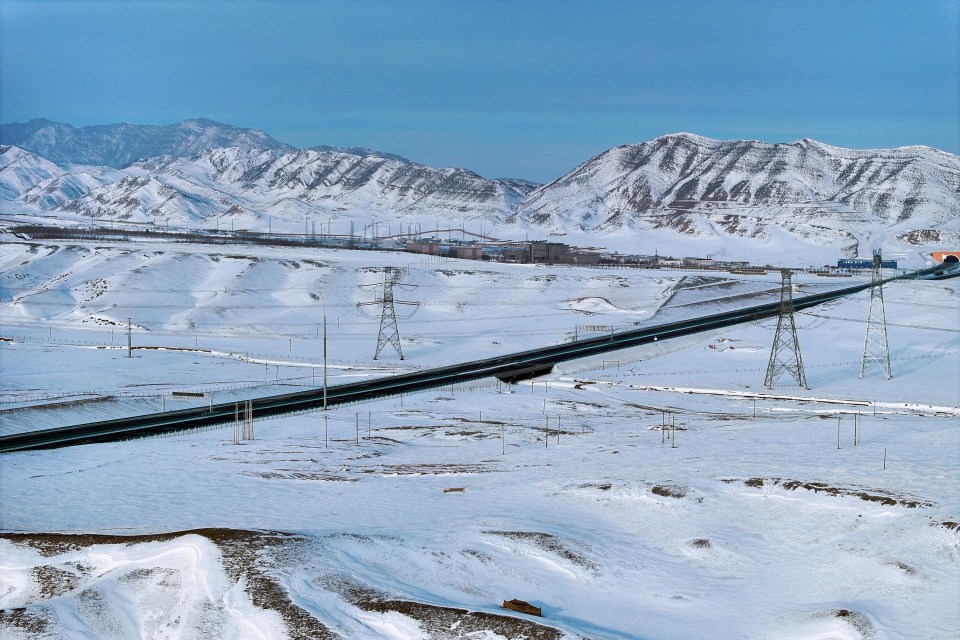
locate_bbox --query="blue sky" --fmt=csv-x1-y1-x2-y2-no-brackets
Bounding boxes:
2,0,957,182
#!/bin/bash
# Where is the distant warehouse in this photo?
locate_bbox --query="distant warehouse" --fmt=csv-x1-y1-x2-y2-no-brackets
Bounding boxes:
837,258,897,270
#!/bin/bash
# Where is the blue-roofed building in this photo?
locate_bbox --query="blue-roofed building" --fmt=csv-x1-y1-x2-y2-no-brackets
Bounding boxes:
837,258,897,269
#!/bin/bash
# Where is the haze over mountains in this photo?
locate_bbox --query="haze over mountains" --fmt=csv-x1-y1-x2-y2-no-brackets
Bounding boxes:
0,118,294,167
2,118,958,263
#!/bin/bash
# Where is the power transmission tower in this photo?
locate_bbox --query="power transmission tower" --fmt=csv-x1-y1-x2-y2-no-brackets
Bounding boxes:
243,399,254,440
358,268,418,360
233,403,241,444
764,269,809,389
233,400,254,443
860,250,893,379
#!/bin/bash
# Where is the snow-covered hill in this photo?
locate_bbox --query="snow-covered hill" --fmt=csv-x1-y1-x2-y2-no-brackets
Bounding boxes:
0,145,67,200
1,145,126,211
513,133,960,252
141,146,539,223
1,140,540,230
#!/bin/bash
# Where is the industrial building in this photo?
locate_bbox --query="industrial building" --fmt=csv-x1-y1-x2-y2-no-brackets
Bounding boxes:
405,238,602,265
837,258,897,270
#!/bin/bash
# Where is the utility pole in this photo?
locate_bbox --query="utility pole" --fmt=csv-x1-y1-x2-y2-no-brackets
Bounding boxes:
764,269,808,389
860,250,893,379
323,313,328,409
127,318,132,358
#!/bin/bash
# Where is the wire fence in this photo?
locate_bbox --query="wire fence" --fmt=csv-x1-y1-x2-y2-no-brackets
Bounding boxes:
109,381,960,451
611,348,960,378
0,332,409,367
0,376,334,406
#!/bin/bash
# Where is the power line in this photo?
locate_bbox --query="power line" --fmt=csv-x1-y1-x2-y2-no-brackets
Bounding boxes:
798,311,959,333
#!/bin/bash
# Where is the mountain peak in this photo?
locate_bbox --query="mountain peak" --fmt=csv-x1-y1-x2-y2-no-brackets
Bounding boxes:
658,132,719,144
180,117,223,126
307,145,412,164
23,117,62,127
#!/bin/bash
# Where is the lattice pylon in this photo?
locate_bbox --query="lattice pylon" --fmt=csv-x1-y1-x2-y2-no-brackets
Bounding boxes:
374,269,404,360
860,251,892,379
243,399,254,440
764,269,809,389
233,403,240,445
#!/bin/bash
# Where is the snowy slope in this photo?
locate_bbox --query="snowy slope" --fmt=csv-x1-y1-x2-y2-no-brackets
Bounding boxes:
1,144,540,232
57,174,233,224
513,133,960,252
0,231,958,639
0,145,66,201
1,146,135,213
0,240,669,370
148,146,539,223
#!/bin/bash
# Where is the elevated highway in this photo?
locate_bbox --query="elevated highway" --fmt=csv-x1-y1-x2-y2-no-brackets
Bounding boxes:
1,262,956,453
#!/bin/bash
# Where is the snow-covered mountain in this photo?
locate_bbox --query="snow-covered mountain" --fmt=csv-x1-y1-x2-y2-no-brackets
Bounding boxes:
1,145,130,211
0,145,65,200
2,120,958,260
143,146,539,221
514,133,960,249
0,118,294,168
0,142,540,228
59,174,233,223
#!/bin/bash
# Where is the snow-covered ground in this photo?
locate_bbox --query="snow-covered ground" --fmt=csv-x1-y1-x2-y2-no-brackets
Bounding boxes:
1,236,958,639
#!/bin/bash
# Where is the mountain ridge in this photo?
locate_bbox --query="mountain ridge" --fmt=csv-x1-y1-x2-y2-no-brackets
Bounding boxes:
514,133,958,234
2,118,958,261
0,118,295,168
